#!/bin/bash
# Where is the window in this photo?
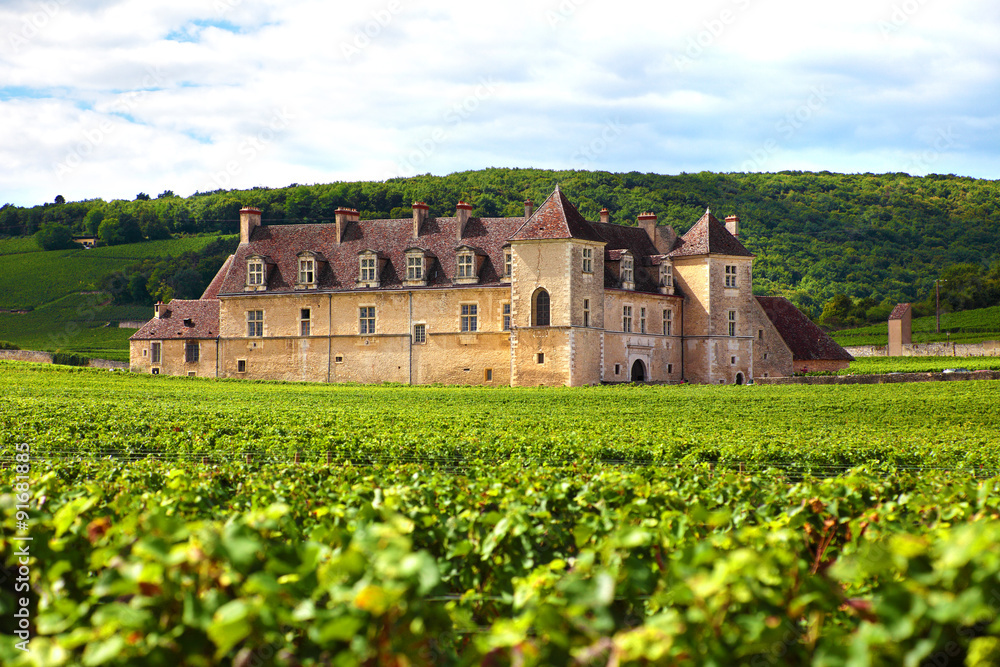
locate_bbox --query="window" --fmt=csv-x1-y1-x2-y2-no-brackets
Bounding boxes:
502,303,511,331
583,299,590,327
485,368,493,382
335,354,344,363
188,371,196,377
300,308,311,336
667,363,673,374
457,253,475,279
151,367,159,375
461,304,478,332
537,352,544,364
151,342,161,364
621,255,634,286
359,306,375,334
758,329,764,340
728,310,737,337
247,310,263,337
185,341,199,363
414,324,426,344
661,264,673,288
247,259,264,286
725,265,737,288
664,309,673,336
614,364,620,375
640,307,646,334
533,289,550,327
360,256,377,282
623,305,632,333
582,247,593,273
237,359,247,373
298,257,315,285
406,254,423,281
731,356,737,365
504,249,512,278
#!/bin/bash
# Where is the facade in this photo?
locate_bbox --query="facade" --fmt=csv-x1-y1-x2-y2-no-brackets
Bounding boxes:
887,303,913,357
130,187,851,385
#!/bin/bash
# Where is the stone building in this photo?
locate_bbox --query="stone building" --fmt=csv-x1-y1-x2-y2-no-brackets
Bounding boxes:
130,187,851,385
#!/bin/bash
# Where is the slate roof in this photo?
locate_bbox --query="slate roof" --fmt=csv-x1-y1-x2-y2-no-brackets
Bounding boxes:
755,296,854,361
510,185,605,243
130,299,220,341
888,303,911,320
668,210,753,258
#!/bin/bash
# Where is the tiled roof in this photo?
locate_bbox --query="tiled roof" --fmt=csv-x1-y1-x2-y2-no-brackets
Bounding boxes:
755,296,854,362
510,186,605,243
668,210,753,258
216,216,526,295
888,303,911,320
130,300,220,340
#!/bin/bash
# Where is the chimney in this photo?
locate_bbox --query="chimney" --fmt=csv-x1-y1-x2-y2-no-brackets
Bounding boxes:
600,208,610,224
638,212,676,254
456,200,473,240
334,207,358,244
412,201,429,237
638,211,658,243
239,207,262,244
725,215,740,238
154,301,163,319
524,199,533,218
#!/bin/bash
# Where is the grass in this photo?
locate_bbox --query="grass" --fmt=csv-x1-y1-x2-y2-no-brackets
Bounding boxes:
0,234,235,310
0,236,42,255
832,304,1000,346
845,355,1000,375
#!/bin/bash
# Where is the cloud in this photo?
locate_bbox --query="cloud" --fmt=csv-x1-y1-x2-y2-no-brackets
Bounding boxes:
0,0,998,206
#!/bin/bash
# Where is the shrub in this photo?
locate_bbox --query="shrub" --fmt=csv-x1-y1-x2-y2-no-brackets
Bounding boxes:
51,351,89,366
0,340,19,350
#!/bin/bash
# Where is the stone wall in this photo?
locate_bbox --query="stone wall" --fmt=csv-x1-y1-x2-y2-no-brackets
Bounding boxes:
0,349,127,369
845,340,1000,358
755,370,1000,385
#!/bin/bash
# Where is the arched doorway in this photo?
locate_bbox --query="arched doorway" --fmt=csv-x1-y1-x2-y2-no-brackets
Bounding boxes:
735,372,744,385
630,359,646,382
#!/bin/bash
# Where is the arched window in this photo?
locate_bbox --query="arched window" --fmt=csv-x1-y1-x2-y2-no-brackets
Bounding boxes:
533,289,550,327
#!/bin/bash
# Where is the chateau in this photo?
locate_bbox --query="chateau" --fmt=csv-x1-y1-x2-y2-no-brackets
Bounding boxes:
129,187,851,385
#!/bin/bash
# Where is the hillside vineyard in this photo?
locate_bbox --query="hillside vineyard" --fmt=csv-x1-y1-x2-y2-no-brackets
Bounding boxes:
130,187,851,385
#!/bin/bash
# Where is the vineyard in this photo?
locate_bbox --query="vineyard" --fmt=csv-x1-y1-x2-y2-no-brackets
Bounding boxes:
2,362,1000,665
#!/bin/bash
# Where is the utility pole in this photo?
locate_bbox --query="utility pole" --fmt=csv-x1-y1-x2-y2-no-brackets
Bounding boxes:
935,279,947,333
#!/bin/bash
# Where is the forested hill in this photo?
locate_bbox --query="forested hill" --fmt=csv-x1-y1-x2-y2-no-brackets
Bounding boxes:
3,169,999,317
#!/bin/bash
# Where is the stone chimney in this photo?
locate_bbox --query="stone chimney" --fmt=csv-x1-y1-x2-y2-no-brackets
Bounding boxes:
239,207,262,244
456,200,473,240
412,201,429,237
725,215,740,238
154,301,163,319
524,199,534,218
334,208,359,244
638,212,677,255
600,208,610,224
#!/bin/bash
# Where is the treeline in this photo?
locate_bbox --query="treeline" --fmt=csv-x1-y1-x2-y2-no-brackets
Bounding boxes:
4,168,1000,316
100,237,238,305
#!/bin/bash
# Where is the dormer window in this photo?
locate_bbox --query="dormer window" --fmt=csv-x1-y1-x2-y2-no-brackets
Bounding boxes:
404,248,430,287
454,245,484,285
245,256,269,291
357,250,384,288
298,257,314,285
621,253,634,290
661,264,673,289
504,248,512,279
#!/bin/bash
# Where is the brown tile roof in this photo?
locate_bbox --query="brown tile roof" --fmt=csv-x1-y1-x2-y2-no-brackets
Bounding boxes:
510,186,605,243
668,209,753,258
201,254,233,300
888,303,911,320
130,300,220,340
755,296,854,362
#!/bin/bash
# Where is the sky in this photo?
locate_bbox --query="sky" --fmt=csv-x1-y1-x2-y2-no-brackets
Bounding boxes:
1,0,998,207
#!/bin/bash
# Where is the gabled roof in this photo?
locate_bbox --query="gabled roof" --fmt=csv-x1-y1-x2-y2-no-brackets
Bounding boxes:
510,186,605,243
888,303,911,320
668,209,753,258
130,299,220,341
756,296,854,362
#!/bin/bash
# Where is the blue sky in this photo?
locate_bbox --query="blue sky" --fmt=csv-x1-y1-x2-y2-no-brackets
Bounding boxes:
0,0,997,207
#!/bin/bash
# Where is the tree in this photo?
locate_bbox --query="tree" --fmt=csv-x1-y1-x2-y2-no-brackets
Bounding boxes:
157,190,176,199
135,192,151,201
54,195,65,205
170,268,204,299
84,208,105,236
98,217,123,246
36,222,76,250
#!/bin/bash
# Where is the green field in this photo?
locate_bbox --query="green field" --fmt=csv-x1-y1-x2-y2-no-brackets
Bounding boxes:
832,304,1000,346
0,235,43,255
845,355,1000,374
3,363,1000,665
